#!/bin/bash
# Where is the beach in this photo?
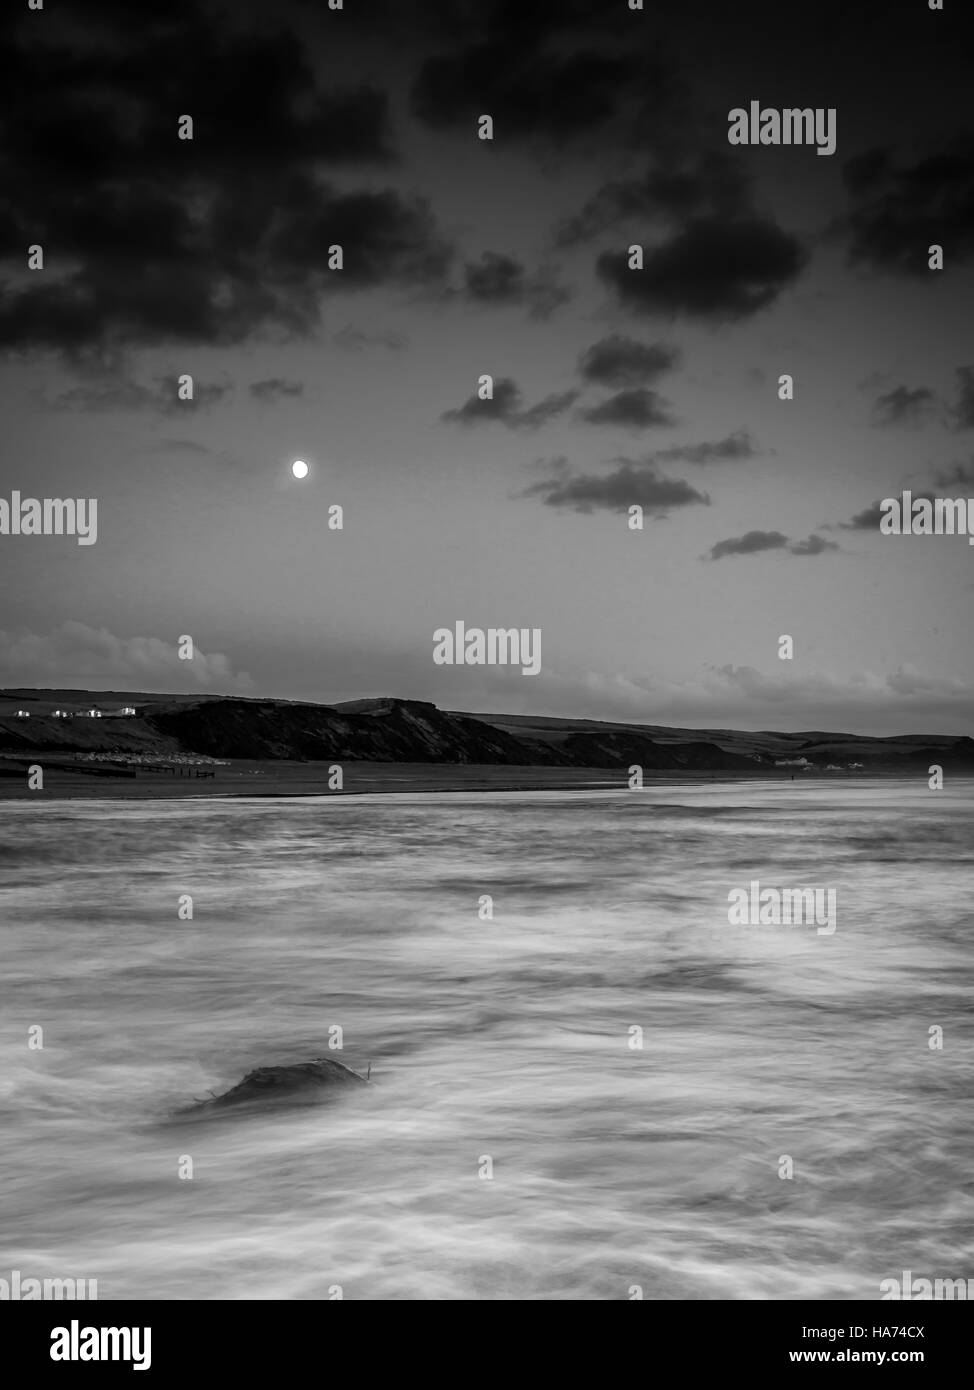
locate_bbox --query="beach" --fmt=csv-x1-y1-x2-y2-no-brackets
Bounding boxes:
0,757,896,801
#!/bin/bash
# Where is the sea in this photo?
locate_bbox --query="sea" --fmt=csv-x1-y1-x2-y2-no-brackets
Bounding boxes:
1,780,972,1300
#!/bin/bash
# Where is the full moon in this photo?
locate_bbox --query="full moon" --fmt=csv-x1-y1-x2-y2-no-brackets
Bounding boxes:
291,459,309,479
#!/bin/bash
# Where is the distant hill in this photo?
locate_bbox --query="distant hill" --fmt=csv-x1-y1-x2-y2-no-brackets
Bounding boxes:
453,709,974,771
0,689,972,772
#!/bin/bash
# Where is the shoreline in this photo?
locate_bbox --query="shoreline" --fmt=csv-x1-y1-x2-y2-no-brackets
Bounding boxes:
0,757,949,801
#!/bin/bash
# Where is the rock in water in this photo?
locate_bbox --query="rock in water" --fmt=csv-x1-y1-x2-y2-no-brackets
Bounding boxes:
179,1057,369,1116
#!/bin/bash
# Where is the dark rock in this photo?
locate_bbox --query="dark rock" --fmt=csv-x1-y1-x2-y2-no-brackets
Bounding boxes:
178,1057,369,1116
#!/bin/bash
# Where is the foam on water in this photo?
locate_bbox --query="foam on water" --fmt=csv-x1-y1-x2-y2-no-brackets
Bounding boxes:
1,782,972,1299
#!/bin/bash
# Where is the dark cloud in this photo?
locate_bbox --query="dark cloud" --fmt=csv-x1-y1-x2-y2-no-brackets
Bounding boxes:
411,20,678,150
262,181,453,289
577,335,680,388
872,385,937,426
652,430,758,466
707,531,788,560
249,378,305,402
517,391,580,428
705,531,837,559
520,459,708,515
463,252,522,301
558,152,752,246
842,140,974,274
0,177,451,356
414,46,625,141
0,12,453,357
577,389,676,429
838,501,884,531
841,147,891,196
314,0,669,45
3,23,393,192
836,495,936,531
597,218,806,321
441,377,578,429
789,534,840,557
297,0,657,48
461,253,571,319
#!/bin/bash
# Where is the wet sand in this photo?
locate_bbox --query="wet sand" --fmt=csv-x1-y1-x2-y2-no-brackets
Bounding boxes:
0,757,846,800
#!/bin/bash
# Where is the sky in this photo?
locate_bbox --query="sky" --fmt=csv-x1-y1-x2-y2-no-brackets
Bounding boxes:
1,0,972,733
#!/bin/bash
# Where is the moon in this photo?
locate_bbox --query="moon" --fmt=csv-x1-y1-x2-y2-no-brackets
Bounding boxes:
291,459,309,479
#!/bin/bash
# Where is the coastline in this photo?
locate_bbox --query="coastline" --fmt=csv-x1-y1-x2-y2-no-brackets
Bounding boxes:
0,757,942,801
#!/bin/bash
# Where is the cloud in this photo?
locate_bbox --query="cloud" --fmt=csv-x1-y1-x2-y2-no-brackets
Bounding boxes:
577,334,680,387
1,178,452,357
558,152,753,246
249,378,304,403
577,388,676,429
48,380,165,413
441,378,578,429
0,14,452,356
707,530,788,560
837,501,886,531
872,385,937,426
50,377,232,412
788,534,840,556
520,459,708,514
266,183,451,288
835,495,935,531
463,252,522,302
0,621,253,692
597,217,806,320
842,139,974,274
706,528,842,559
460,252,571,319
7,18,394,185
514,392,579,428
410,14,679,150
651,430,758,466
414,48,628,141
